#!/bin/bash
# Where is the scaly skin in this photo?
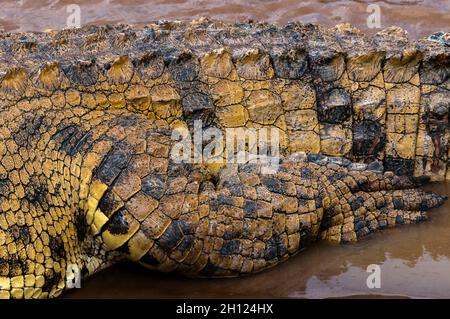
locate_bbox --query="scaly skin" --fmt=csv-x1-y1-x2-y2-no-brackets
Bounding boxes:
0,19,447,298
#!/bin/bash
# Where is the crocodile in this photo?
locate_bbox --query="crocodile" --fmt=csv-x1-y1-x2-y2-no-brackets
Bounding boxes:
0,19,448,298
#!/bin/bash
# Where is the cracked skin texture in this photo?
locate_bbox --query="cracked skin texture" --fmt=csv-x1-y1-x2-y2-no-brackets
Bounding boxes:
0,19,448,298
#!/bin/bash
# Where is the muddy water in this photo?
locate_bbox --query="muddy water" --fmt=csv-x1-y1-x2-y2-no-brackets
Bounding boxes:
0,0,449,39
1,0,450,299
62,183,450,299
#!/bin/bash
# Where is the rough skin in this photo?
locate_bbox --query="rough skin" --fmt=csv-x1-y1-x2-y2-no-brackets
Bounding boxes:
0,19,448,298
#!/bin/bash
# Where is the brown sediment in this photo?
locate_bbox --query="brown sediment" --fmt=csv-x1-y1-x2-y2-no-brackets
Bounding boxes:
1,0,450,40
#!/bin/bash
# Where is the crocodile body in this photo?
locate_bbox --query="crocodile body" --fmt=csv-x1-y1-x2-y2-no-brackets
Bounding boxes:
0,19,447,298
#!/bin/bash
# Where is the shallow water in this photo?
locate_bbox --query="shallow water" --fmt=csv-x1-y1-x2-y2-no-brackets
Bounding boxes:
63,183,450,299
1,0,450,299
0,0,449,39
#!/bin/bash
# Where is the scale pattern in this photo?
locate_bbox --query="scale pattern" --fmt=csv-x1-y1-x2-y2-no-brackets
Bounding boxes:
0,19,447,298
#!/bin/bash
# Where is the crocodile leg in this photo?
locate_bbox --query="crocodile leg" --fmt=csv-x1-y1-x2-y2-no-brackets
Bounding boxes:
316,162,445,242
117,133,445,276
70,111,446,278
